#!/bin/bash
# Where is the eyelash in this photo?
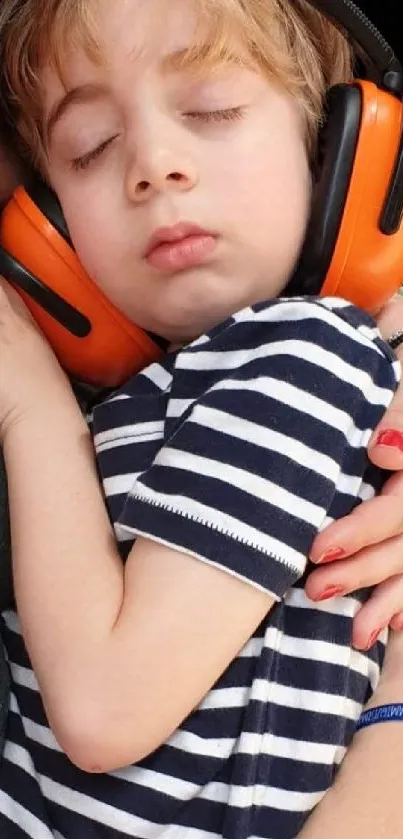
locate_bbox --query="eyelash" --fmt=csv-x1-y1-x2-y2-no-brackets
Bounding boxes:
185,106,245,123
71,136,118,172
70,107,245,171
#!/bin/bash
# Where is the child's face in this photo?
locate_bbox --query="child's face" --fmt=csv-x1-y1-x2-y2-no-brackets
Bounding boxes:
41,0,312,343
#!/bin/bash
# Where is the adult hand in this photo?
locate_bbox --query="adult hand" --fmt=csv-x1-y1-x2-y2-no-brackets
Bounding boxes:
308,295,403,649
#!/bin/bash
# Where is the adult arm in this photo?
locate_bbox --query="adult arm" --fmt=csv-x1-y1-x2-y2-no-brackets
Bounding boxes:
298,630,403,839
299,302,403,839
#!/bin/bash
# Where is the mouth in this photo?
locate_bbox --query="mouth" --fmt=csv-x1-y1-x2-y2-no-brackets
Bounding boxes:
144,222,217,273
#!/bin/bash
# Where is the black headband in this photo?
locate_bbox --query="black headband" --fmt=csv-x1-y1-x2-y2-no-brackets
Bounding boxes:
307,0,403,96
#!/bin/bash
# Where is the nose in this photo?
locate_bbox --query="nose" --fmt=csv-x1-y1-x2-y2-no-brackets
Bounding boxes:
125,129,199,204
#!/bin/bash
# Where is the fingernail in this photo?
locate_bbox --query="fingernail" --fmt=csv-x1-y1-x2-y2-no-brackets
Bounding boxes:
315,585,345,601
364,627,385,650
315,546,345,565
376,429,403,451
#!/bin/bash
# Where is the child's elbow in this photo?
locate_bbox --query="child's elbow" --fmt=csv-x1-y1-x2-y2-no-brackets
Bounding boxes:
50,699,153,773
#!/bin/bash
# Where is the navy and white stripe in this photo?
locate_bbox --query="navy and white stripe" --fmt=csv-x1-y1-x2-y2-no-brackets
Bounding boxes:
0,297,399,838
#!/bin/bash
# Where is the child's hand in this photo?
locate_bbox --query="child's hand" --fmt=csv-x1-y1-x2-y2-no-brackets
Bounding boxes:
0,277,67,441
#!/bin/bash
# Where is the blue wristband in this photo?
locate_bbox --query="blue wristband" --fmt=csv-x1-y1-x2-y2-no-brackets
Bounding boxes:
356,704,403,731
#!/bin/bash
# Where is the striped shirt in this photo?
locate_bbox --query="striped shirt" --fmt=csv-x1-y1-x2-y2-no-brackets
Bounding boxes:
0,297,399,838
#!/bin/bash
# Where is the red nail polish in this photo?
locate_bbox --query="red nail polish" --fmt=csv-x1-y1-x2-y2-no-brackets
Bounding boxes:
376,429,403,451
316,585,345,601
365,628,383,650
316,546,345,564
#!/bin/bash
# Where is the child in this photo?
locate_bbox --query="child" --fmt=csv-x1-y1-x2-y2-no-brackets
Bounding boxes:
1,1,403,838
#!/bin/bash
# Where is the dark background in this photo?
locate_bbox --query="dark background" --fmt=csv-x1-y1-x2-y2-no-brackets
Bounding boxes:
359,1,401,58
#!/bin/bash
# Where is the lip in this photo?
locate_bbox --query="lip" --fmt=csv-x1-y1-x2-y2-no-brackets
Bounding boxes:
144,222,217,272
145,222,213,257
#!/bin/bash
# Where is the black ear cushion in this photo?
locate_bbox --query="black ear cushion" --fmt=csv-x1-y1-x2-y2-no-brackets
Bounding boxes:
286,83,362,297
24,172,73,248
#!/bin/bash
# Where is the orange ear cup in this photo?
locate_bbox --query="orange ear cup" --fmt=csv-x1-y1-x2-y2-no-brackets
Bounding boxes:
321,80,403,312
0,187,162,387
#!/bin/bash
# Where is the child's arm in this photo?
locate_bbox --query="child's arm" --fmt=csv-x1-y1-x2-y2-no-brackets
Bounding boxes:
0,282,278,772
297,630,403,839
1,284,396,777
6,408,275,771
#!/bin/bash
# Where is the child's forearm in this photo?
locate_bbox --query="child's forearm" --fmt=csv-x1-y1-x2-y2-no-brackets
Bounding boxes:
3,391,126,739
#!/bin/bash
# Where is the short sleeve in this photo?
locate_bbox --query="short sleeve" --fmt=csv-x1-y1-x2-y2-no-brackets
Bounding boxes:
117,299,399,600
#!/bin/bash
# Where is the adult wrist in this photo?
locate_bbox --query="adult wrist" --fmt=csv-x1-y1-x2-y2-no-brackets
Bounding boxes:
364,670,403,713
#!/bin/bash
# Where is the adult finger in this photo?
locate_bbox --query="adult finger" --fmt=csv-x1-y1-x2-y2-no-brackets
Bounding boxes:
351,574,403,650
310,479,403,565
369,295,403,469
306,534,403,601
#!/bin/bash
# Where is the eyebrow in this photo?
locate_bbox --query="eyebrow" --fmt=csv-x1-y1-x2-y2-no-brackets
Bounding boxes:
46,84,109,144
45,47,240,143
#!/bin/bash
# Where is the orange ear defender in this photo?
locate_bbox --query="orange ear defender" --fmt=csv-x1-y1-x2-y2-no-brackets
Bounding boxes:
0,181,164,388
287,0,403,304
1,0,403,388
287,77,403,309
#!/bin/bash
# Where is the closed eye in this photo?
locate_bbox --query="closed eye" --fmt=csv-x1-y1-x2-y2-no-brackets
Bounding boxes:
184,107,246,123
69,107,245,171
71,135,119,171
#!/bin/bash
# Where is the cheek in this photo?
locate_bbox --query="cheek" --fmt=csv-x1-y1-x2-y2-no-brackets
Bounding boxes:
61,190,122,288
217,135,310,248
211,114,311,291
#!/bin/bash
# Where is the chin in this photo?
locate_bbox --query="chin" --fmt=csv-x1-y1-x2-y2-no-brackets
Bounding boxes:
158,303,238,344
150,272,251,342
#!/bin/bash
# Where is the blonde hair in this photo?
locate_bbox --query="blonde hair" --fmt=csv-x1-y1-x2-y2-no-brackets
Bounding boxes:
0,0,353,168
